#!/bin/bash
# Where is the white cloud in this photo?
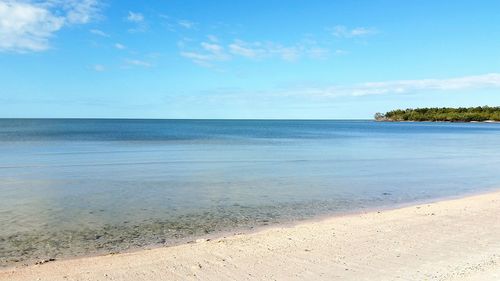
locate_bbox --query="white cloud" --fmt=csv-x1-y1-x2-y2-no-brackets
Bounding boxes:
93,64,105,72
159,15,196,32
90,29,108,37
201,42,222,53
178,19,195,29
126,11,147,32
307,47,330,59
0,1,64,52
228,40,263,58
334,49,349,56
207,35,218,42
180,41,229,67
331,25,377,38
274,46,299,61
350,27,375,36
124,58,152,68
191,73,500,105
288,73,500,98
180,51,214,66
63,0,100,24
228,39,327,61
0,0,100,53
126,11,143,23
114,43,125,49
181,37,330,66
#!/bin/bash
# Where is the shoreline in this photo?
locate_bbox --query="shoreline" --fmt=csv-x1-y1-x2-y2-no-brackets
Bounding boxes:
1,190,499,280
3,187,497,269
375,119,500,123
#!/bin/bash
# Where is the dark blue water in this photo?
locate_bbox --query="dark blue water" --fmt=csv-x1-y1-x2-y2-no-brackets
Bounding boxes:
1,119,499,265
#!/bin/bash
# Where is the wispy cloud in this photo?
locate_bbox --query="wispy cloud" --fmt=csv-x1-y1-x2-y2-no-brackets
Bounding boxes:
180,37,329,66
114,43,125,49
90,29,109,37
63,0,100,24
334,49,349,56
287,73,500,98
331,25,377,38
0,0,100,52
93,64,105,72
201,42,223,53
124,58,152,68
126,11,147,32
174,73,500,108
228,40,314,61
228,40,263,58
207,35,218,42
180,40,229,67
178,19,195,29
159,15,197,32
126,11,144,23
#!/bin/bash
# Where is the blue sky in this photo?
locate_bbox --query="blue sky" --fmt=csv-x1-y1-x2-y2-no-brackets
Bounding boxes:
1,0,500,119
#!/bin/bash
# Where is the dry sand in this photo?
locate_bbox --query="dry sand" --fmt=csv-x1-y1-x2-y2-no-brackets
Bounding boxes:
1,191,499,281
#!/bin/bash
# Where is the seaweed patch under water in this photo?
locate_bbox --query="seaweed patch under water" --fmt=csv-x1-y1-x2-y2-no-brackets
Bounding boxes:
0,200,347,267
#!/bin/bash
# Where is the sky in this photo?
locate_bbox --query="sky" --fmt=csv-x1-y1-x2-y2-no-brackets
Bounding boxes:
1,0,500,119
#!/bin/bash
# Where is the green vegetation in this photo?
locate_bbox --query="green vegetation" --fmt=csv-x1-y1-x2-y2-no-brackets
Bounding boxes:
374,106,500,122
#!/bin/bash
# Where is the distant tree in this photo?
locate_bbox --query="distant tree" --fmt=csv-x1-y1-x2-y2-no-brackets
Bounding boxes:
374,112,386,121
375,106,500,122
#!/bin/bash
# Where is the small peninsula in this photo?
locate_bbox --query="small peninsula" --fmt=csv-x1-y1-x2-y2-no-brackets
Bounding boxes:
375,106,500,122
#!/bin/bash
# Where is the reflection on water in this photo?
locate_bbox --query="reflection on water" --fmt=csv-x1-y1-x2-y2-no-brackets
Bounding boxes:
1,119,499,266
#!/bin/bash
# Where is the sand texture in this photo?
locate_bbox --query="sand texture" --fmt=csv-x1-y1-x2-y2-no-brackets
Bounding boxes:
1,191,499,281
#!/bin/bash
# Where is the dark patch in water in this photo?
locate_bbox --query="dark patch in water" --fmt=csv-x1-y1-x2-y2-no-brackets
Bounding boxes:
0,200,348,267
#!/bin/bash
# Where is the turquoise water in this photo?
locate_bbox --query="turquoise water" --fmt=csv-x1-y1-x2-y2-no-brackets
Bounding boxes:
1,119,500,265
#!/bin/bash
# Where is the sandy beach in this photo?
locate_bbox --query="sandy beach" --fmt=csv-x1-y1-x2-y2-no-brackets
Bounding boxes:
1,191,499,281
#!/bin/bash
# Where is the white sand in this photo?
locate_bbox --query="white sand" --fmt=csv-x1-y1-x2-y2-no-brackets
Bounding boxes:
1,191,499,281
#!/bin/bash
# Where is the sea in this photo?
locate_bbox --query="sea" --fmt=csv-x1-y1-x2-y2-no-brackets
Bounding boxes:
1,119,499,266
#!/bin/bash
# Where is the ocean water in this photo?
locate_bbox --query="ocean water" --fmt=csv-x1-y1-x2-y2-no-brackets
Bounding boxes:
1,119,500,266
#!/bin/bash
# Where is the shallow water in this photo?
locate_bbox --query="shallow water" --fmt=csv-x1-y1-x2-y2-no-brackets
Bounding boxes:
1,119,499,266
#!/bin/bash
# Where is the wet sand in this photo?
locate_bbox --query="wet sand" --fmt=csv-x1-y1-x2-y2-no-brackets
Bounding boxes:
1,191,499,281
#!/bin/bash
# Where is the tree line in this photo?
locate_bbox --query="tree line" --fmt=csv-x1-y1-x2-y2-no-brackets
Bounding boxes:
374,106,500,122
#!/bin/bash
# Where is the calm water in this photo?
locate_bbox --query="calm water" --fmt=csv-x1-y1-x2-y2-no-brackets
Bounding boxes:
1,119,500,265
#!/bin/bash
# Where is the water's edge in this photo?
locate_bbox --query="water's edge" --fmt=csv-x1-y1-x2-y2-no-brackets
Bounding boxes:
3,186,498,270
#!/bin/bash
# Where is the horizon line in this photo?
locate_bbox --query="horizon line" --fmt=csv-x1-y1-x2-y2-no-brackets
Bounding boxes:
0,117,373,121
